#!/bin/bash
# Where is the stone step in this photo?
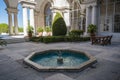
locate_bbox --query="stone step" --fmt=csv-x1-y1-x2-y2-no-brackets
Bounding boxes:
5,38,29,44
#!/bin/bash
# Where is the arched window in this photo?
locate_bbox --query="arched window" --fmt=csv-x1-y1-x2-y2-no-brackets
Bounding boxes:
44,2,52,27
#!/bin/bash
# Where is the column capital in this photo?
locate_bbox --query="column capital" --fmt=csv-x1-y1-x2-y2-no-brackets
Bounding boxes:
85,1,97,8
20,0,36,9
6,8,18,14
92,4,97,7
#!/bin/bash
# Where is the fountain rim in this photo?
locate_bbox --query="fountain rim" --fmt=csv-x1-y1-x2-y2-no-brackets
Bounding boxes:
24,49,97,71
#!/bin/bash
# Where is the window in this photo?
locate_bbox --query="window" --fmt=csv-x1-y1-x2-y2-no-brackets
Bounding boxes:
114,1,120,32
44,3,52,27
100,0,120,33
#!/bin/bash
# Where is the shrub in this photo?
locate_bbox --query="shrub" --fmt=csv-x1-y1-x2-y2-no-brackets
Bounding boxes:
27,26,34,33
0,39,7,46
52,12,67,36
30,36,90,43
30,36,44,42
69,30,84,37
37,27,43,32
45,27,52,32
43,36,65,43
88,24,97,33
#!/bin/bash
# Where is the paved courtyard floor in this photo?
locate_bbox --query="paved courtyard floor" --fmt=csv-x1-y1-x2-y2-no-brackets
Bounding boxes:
0,41,120,80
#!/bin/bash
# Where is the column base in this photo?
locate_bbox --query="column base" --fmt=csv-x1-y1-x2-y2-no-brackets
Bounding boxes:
84,32,89,37
9,34,14,36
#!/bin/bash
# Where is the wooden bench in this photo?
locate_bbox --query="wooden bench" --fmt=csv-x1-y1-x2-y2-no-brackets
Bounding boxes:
91,35,112,46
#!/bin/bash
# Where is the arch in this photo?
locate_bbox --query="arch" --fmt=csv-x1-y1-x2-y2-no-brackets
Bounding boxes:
17,3,24,34
0,0,8,35
38,0,52,27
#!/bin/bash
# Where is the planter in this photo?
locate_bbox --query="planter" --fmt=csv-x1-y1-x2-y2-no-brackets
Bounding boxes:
28,33,32,38
47,32,52,36
38,32,43,37
90,32,95,37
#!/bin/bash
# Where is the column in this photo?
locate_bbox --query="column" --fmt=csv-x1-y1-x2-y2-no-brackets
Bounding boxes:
23,7,28,36
30,8,35,35
64,10,71,33
71,4,75,30
77,5,79,30
34,12,39,31
92,5,97,25
14,13,18,35
8,12,13,35
85,7,91,35
80,15,84,30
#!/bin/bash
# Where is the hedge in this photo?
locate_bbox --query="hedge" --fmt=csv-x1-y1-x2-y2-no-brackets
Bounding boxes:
69,30,84,37
30,36,90,43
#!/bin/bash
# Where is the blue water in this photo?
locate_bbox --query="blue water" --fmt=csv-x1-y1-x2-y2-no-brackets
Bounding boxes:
31,50,89,67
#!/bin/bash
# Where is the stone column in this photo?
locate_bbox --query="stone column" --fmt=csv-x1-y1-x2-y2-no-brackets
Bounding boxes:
52,10,56,21
92,5,97,25
30,8,35,35
80,15,84,30
23,7,28,36
8,12,13,35
14,13,18,35
85,7,91,35
63,10,71,33
34,12,39,31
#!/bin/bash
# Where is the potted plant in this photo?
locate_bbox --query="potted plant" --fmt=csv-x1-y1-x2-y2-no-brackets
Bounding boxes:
88,24,97,36
45,26,52,36
37,27,43,36
27,26,34,38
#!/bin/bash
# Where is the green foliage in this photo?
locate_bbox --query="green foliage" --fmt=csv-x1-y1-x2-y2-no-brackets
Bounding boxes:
88,24,97,33
30,36,44,42
45,26,52,32
18,27,23,32
52,12,67,36
42,36,65,43
37,27,43,32
27,26,34,33
0,39,7,46
0,23,8,34
69,30,84,37
30,36,90,43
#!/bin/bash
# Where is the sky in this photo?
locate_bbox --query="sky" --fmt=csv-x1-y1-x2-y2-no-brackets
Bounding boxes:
0,0,23,27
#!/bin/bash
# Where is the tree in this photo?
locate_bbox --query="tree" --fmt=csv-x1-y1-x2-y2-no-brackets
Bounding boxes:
52,12,67,36
0,23,8,34
18,27,23,32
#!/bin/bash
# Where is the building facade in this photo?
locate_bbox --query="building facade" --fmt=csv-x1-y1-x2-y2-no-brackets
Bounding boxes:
4,0,120,41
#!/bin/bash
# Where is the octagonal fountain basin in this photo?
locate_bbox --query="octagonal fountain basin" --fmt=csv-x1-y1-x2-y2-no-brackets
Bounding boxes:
24,50,97,71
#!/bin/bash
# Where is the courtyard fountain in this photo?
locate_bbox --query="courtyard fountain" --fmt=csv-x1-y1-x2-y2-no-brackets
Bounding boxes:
24,49,97,71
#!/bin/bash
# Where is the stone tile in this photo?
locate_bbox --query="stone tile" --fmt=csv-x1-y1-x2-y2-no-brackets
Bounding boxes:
45,73,75,80
0,42,120,80
76,59,120,80
0,54,10,61
17,73,43,80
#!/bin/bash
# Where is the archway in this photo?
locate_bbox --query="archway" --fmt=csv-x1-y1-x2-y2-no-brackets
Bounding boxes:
17,3,23,34
0,0,8,35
